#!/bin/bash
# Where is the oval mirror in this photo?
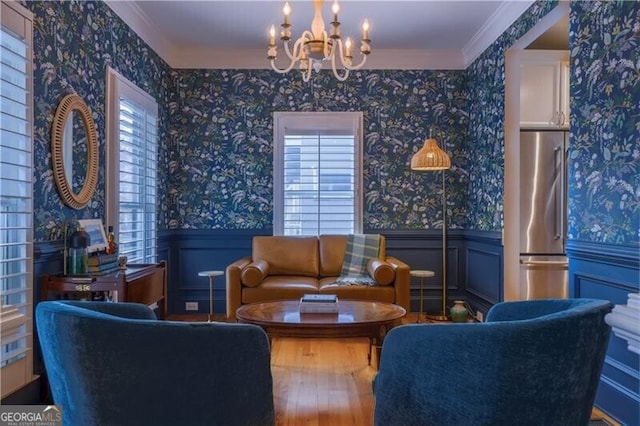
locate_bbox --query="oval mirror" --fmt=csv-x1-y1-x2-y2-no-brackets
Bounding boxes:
51,94,98,209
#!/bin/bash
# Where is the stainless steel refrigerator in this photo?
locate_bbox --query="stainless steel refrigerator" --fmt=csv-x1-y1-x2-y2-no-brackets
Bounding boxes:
519,130,568,299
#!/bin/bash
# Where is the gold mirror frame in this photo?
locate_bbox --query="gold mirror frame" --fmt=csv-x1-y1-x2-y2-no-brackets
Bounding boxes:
51,94,99,209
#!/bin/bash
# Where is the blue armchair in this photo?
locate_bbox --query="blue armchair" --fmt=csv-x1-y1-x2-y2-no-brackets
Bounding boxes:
373,298,612,426
36,301,275,426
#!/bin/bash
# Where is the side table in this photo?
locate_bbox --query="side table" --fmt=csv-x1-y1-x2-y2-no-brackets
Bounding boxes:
410,270,435,323
198,270,223,322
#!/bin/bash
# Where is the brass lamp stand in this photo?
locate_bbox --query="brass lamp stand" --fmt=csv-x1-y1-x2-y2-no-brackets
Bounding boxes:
411,136,451,321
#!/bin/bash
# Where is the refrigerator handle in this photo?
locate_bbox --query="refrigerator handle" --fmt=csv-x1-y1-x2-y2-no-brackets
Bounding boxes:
554,146,562,240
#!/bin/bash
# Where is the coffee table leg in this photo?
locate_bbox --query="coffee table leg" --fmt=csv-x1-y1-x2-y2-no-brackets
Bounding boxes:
373,325,391,369
367,338,373,365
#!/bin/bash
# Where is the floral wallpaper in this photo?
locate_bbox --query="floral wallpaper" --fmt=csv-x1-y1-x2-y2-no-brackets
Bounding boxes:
167,70,469,230
465,0,558,231
568,0,639,245
27,0,638,247
26,0,171,241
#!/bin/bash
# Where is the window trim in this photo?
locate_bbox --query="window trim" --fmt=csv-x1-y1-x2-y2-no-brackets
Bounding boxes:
105,67,158,262
273,111,364,235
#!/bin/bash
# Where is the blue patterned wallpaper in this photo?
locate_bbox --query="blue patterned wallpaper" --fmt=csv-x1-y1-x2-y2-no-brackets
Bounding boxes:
27,0,171,241
568,1,639,245
167,70,469,230
27,0,638,247
466,1,558,231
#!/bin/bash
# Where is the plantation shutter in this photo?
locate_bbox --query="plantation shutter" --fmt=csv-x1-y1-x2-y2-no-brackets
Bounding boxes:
273,112,363,236
117,98,158,264
283,131,356,235
1,1,35,398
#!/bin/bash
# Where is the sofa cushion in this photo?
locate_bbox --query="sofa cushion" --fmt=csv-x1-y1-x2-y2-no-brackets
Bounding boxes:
242,276,320,304
319,235,348,277
319,278,396,303
367,259,395,286
253,236,319,277
241,260,269,287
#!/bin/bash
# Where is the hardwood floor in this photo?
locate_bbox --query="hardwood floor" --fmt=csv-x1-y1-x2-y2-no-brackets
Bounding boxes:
271,337,376,426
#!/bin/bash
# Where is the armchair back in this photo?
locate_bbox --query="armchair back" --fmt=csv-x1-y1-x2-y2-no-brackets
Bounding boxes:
36,301,275,426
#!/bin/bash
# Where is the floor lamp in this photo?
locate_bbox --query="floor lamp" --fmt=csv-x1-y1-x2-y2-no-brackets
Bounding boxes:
411,137,451,321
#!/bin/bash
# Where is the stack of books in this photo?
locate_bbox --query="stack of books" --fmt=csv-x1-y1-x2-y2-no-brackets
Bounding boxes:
299,294,339,314
87,252,120,276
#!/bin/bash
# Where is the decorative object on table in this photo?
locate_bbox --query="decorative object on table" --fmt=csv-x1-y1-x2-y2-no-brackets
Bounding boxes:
86,251,120,276
77,219,108,253
450,300,470,323
105,225,117,254
198,270,224,322
410,270,435,323
67,227,90,276
118,256,128,270
299,293,339,314
410,133,451,321
335,234,380,286
267,0,371,82
50,93,99,209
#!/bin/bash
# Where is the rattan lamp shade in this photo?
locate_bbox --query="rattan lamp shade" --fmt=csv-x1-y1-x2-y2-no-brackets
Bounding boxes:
410,138,451,171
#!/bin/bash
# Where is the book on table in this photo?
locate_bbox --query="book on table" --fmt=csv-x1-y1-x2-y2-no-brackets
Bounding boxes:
299,294,339,313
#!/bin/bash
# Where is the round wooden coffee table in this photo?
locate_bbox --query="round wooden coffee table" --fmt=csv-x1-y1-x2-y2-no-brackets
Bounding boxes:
236,300,406,368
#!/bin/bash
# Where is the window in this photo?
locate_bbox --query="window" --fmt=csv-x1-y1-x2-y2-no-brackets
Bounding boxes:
1,1,34,398
106,68,158,264
273,112,363,235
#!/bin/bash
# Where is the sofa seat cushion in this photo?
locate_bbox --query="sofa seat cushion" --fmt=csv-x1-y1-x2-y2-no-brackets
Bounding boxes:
319,278,396,304
242,276,319,304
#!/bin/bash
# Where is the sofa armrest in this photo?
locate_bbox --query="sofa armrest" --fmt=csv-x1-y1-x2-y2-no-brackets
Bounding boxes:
385,256,410,312
226,256,252,321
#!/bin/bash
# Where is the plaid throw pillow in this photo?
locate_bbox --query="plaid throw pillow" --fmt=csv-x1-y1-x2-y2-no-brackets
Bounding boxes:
335,234,380,286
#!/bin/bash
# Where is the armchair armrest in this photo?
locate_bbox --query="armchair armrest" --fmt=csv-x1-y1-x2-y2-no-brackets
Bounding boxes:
226,256,252,321
385,256,410,311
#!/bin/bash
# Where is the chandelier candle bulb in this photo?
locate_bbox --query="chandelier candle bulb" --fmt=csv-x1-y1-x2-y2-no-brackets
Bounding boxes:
283,2,291,25
362,19,370,40
269,25,276,46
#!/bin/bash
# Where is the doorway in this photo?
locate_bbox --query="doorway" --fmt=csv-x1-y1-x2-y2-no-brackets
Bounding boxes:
503,3,569,301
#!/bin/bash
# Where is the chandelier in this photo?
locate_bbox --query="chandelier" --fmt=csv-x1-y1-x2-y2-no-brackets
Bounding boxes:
267,0,371,82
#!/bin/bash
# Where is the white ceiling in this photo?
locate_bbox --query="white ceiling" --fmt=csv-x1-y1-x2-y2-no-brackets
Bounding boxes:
105,0,537,70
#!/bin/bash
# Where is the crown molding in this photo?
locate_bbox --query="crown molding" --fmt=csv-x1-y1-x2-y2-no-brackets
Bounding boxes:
106,0,528,71
104,0,177,65
170,48,466,70
462,0,535,66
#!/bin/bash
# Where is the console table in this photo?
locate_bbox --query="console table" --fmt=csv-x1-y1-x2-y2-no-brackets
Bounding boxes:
41,261,167,319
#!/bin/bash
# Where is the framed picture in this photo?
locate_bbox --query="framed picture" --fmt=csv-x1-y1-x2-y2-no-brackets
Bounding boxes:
78,219,108,253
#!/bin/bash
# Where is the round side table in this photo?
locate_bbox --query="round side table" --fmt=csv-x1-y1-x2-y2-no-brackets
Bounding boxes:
198,270,224,322
410,270,435,323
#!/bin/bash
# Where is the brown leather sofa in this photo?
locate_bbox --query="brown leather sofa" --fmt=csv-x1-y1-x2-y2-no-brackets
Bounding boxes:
225,235,410,321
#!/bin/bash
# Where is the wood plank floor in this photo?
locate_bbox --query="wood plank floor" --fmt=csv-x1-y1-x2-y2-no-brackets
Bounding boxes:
271,337,376,426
